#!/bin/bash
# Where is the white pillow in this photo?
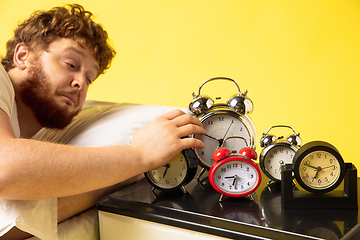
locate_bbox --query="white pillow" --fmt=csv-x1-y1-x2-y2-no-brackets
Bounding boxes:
34,100,187,147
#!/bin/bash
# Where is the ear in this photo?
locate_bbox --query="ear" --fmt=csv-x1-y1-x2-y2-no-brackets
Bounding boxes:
13,43,30,70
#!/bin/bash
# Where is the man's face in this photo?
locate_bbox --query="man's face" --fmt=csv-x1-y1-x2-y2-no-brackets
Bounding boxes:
19,38,99,129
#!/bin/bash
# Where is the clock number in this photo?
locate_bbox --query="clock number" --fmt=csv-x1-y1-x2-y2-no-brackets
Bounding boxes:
208,120,213,125
317,153,321,158
233,163,238,168
221,168,226,173
219,117,224,121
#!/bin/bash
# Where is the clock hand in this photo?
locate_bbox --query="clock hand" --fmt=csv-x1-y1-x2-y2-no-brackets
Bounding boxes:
232,175,238,186
205,134,221,142
225,175,239,185
162,164,170,178
321,165,335,170
313,170,319,179
221,121,234,143
304,163,318,169
312,166,322,179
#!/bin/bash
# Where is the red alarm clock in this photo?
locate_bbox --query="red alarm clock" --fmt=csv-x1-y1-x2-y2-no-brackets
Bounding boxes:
209,137,261,201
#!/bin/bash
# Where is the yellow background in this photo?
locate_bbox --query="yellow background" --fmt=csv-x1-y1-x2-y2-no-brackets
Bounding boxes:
1,1,359,171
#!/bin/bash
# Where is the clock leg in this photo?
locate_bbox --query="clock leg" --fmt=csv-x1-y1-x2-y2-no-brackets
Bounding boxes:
267,179,272,186
247,194,254,202
196,167,206,181
150,188,160,199
219,194,225,202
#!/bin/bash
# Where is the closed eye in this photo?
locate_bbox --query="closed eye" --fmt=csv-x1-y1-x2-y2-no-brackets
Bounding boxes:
66,62,76,69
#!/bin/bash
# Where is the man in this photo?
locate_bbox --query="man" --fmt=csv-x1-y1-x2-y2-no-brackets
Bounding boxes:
0,4,205,239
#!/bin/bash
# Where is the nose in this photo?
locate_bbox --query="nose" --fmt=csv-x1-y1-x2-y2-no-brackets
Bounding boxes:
71,73,87,91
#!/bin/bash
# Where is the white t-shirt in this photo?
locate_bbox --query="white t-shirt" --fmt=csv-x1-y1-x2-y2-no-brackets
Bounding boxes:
0,65,58,240
0,65,20,138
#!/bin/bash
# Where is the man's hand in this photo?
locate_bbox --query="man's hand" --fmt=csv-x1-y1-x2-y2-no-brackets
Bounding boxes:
130,109,206,171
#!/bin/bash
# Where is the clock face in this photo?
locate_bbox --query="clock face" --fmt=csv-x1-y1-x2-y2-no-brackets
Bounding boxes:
146,152,188,190
209,157,261,197
193,111,254,169
298,150,341,191
261,144,297,181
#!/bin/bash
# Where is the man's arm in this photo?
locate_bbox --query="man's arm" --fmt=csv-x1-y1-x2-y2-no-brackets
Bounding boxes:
0,108,205,200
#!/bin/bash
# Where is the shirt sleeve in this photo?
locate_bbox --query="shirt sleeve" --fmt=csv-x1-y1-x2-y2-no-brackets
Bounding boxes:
0,65,15,118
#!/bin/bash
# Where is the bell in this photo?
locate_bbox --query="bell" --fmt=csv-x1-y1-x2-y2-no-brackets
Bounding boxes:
239,147,258,160
227,96,246,114
287,135,302,146
260,135,276,147
189,97,214,115
244,98,254,114
212,148,231,162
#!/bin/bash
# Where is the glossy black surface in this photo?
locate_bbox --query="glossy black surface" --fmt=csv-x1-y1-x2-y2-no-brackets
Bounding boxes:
97,166,360,240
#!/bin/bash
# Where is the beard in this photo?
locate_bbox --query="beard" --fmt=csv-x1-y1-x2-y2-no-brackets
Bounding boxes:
18,60,80,129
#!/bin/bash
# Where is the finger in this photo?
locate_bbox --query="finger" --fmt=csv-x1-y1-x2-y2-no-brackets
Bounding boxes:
172,113,204,128
162,109,187,120
180,137,204,149
177,124,206,138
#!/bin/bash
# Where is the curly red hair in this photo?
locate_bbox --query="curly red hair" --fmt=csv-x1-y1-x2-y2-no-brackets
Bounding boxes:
1,4,116,75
